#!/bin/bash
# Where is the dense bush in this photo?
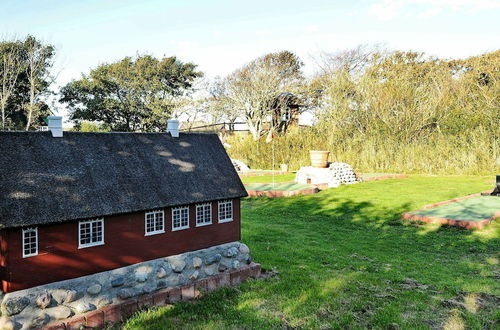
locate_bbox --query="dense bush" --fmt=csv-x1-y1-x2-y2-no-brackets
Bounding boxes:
225,50,499,175
225,127,498,174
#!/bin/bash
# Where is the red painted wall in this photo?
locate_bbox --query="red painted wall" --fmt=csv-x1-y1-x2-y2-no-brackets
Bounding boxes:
1,199,241,292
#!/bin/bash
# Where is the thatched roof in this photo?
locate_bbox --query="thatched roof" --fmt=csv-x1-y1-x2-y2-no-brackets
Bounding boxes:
0,131,247,229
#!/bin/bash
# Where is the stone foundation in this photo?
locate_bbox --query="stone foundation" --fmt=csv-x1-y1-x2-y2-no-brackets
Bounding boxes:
0,242,259,329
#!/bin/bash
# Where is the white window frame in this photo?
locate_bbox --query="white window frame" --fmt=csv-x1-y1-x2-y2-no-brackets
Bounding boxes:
172,206,190,231
196,203,212,227
144,210,165,236
22,227,38,258
218,200,233,223
78,218,105,249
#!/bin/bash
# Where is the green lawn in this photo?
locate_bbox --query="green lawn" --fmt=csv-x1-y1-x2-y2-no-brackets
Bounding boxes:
360,173,402,179
124,175,499,329
240,173,296,184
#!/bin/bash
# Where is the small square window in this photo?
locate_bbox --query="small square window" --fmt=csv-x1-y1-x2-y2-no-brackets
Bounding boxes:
196,203,212,227
218,200,233,223
172,206,189,231
145,210,165,235
22,228,38,258
79,218,104,248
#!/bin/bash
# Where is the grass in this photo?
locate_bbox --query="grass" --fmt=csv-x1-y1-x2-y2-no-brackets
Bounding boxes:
411,196,500,221
244,183,313,191
123,175,499,329
240,173,296,184
360,173,401,179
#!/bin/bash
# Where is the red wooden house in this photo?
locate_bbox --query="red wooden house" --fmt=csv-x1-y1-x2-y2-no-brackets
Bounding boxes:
0,118,248,293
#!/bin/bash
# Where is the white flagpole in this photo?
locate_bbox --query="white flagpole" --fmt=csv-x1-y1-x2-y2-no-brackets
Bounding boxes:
272,137,275,187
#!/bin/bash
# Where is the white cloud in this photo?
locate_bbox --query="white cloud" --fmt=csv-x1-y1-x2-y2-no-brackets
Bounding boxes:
368,0,500,20
368,1,403,20
416,7,442,19
304,25,319,33
256,29,272,36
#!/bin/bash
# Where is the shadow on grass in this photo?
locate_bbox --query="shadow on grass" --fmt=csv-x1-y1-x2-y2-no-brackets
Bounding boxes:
124,179,499,329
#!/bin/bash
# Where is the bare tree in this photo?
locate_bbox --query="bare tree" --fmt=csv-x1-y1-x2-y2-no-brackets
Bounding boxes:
206,76,241,130
0,40,23,130
223,51,304,140
23,36,55,130
315,44,384,77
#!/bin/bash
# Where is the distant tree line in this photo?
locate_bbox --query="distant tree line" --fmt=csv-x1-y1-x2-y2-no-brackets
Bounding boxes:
1,35,498,173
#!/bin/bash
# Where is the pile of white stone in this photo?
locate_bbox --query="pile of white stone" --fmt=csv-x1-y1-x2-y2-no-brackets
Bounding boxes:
329,162,358,184
231,159,250,172
295,162,358,188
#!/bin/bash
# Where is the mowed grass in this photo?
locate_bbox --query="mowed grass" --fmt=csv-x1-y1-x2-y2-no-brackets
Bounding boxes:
123,175,499,329
240,173,296,184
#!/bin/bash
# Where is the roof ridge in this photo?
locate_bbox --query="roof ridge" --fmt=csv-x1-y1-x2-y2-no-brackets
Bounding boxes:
0,130,216,136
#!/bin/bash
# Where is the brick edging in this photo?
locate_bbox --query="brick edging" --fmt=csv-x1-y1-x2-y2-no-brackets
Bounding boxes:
43,263,262,330
238,171,289,178
401,212,496,229
419,191,491,209
245,187,319,198
401,191,499,230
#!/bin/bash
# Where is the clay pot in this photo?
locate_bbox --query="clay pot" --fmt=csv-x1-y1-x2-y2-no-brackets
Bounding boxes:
309,150,330,168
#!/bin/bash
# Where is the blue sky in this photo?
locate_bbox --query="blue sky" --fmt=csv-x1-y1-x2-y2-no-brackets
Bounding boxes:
2,0,499,89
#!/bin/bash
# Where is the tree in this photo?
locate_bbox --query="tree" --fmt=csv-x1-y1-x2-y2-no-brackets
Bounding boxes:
23,36,55,130
217,51,304,140
0,40,23,129
0,35,54,130
60,55,203,132
205,76,240,129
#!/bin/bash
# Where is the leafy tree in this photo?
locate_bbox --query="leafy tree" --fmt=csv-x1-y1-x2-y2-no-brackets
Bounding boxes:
60,55,203,131
73,121,110,132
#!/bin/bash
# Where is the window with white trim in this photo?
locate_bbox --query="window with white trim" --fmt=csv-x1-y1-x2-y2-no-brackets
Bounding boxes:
218,200,233,223
172,206,189,231
79,218,104,248
22,228,38,258
196,203,212,226
145,210,164,235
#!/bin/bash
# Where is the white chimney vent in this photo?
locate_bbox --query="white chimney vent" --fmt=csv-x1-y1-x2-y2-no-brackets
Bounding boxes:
167,119,180,138
48,116,63,138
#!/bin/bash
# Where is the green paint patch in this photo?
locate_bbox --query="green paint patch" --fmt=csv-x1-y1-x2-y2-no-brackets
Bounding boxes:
411,196,500,221
245,183,313,191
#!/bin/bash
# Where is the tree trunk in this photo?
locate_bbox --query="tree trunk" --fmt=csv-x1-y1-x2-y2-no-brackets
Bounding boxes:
25,79,36,131
247,120,262,141
1,101,5,130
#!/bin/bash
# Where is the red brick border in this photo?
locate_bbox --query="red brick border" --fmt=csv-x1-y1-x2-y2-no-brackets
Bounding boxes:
43,263,261,329
245,186,319,198
238,171,289,178
401,192,499,229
